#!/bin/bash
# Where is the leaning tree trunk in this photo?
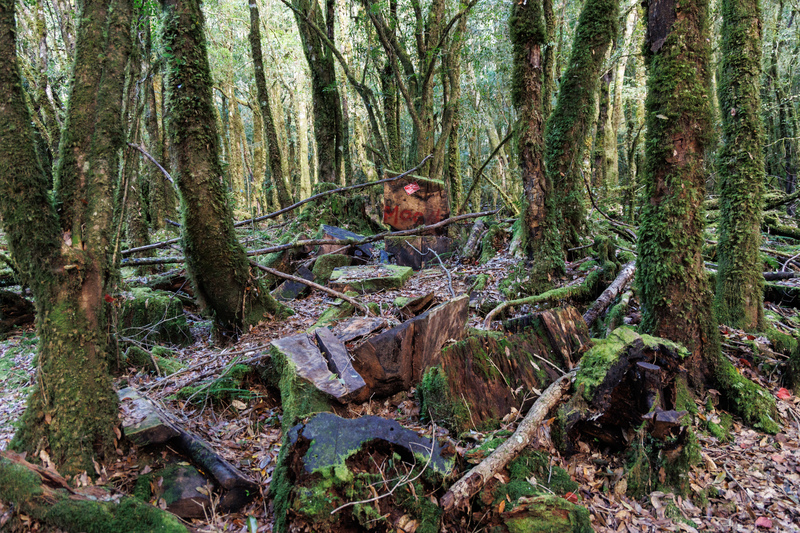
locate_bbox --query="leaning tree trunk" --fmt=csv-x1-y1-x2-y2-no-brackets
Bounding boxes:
161,0,290,337
0,0,131,474
544,0,618,249
637,0,718,383
248,0,293,209
714,0,765,331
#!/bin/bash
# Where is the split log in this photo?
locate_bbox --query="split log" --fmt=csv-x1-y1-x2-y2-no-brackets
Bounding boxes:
582,260,636,327
271,265,314,301
439,371,574,513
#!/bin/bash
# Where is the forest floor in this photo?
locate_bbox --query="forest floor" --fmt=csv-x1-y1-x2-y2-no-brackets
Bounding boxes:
1,249,799,532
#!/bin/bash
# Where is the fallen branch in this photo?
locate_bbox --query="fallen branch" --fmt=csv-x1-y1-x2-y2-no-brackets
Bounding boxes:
439,371,575,513
127,143,176,187
249,261,375,316
121,210,500,267
583,261,636,327
483,269,602,329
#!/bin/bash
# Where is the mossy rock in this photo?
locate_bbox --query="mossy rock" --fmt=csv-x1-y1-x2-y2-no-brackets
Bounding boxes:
501,494,592,533
329,265,413,293
312,254,352,283
118,288,192,346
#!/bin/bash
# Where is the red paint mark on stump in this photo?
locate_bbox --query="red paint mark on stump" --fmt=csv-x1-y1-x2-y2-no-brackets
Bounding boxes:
404,182,421,195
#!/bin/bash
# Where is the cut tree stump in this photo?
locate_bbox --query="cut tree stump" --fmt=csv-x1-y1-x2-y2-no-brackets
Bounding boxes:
559,327,689,453
352,295,469,399
394,291,436,319
271,333,350,401
502,306,591,369
143,464,212,519
385,235,453,270
330,316,388,342
319,224,375,259
119,387,181,446
383,172,449,231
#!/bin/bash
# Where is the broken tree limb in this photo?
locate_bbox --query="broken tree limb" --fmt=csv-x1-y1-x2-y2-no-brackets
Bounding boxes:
482,269,602,329
582,260,636,327
120,210,500,267
127,143,176,187
249,261,376,316
439,370,575,513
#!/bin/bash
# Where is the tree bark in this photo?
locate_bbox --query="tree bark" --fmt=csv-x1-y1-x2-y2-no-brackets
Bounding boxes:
637,0,718,383
714,0,765,331
161,0,290,337
545,0,618,249
248,0,293,209
0,0,131,474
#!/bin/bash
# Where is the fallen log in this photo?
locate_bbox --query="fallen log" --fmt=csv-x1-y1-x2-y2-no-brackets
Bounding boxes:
583,260,636,327
461,218,487,262
439,371,574,513
120,210,500,267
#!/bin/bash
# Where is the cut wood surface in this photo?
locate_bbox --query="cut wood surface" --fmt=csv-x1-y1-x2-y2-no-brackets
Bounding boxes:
583,260,636,327
439,371,575,513
383,172,449,231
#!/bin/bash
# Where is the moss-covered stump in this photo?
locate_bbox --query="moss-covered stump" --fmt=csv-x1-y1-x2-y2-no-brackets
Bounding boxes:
312,254,352,283
0,452,188,532
274,412,452,533
496,495,592,533
329,264,413,293
352,295,469,399
559,327,691,452
417,329,564,434
118,288,192,346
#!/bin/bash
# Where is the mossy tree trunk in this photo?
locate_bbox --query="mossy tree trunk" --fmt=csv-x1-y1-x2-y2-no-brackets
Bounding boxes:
510,0,563,282
714,0,765,331
248,0,293,209
160,0,290,337
544,0,618,249
293,0,344,184
0,0,131,474
637,0,717,383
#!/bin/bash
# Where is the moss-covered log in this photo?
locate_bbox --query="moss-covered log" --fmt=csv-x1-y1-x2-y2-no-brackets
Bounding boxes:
0,452,188,532
0,0,132,473
544,0,618,249
160,0,290,337
714,0,766,331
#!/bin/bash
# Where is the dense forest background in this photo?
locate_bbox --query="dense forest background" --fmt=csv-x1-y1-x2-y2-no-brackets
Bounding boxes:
1,0,800,531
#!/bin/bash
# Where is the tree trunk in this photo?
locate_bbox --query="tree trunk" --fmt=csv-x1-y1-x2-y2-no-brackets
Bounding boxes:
545,0,618,249
297,100,312,199
637,0,717,383
0,0,131,474
293,0,344,183
161,0,290,337
714,0,765,331
248,0,293,209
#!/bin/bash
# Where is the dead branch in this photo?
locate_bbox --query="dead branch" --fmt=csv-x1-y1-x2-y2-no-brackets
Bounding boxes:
583,261,636,327
249,261,375,316
127,143,176,187
440,371,575,513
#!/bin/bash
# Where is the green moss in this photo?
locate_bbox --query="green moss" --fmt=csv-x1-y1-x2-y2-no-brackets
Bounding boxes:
713,358,780,433
504,495,593,533
0,458,188,532
174,364,254,405
706,412,733,441
578,260,599,272
329,264,412,293
311,254,351,283
493,450,578,505
118,288,192,346
417,366,470,433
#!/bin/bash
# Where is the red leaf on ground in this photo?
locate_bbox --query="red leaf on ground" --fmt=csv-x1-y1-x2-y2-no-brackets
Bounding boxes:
755,516,772,528
564,492,578,503
776,388,792,401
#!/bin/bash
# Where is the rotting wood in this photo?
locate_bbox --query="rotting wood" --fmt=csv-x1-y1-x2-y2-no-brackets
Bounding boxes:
583,260,636,327
461,218,487,261
116,388,258,512
439,370,574,513
120,210,500,266
314,327,367,400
